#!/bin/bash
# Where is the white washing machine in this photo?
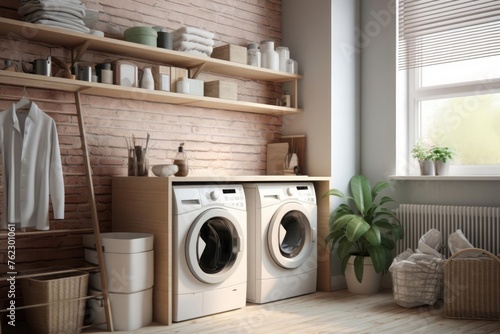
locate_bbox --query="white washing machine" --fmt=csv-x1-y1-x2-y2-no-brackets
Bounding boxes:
244,182,317,304
172,184,247,322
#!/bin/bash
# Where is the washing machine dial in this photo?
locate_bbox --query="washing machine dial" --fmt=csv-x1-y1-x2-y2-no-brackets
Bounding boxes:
209,190,221,201
286,186,296,197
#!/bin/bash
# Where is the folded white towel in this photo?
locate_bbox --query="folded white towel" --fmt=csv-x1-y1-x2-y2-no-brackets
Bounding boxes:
173,26,215,40
33,19,90,34
174,40,213,56
173,33,215,47
19,2,86,18
21,0,84,4
23,11,87,27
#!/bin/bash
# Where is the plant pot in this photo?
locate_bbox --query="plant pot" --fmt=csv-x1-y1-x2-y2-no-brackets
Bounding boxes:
345,256,382,294
419,159,435,175
434,160,449,175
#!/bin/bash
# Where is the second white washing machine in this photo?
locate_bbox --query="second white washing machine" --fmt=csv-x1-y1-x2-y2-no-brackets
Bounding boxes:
244,182,317,304
172,184,247,322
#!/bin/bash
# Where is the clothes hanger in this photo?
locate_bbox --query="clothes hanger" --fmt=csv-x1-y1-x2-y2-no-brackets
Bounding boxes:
14,87,31,111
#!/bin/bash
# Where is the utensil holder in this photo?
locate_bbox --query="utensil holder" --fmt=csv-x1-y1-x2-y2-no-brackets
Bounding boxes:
128,146,149,176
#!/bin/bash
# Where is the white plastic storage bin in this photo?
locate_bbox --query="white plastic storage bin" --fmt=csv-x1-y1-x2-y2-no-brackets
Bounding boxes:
83,232,154,293
87,288,153,331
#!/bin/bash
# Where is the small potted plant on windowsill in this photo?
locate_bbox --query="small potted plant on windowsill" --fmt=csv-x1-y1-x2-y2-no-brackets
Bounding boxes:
325,175,404,294
411,141,434,175
431,146,454,175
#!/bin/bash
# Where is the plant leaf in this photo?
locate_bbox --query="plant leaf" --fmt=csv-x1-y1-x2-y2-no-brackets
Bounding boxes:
371,181,390,199
324,188,347,201
350,175,372,215
363,225,381,246
345,216,370,242
353,255,364,283
367,246,389,273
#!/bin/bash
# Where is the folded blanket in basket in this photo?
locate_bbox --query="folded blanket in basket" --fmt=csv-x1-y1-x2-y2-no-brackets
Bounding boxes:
173,26,215,40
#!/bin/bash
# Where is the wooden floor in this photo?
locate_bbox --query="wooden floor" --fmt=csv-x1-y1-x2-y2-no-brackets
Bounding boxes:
83,289,500,334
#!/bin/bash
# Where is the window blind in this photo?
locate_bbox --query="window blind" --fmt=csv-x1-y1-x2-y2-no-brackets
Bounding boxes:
398,0,500,70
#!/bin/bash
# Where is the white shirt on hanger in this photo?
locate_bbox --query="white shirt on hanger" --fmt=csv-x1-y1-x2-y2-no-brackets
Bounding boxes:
0,101,65,230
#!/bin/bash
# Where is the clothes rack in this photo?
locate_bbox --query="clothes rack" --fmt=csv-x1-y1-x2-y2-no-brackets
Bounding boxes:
0,90,114,332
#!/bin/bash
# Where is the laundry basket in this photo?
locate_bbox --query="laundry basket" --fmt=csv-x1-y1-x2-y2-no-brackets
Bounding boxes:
390,257,444,308
443,248,500,320
22,269,89,334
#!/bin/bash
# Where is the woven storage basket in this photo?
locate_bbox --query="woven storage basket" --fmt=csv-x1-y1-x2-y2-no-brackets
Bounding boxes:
22,270,89,334
444,248,500,320
390,258,444,308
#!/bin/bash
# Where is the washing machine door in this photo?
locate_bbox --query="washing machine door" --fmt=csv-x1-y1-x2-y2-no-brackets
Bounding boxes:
185,208,244,284
267,202,316,269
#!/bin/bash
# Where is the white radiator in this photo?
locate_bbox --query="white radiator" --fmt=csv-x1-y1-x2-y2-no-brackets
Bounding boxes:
395,204,500,257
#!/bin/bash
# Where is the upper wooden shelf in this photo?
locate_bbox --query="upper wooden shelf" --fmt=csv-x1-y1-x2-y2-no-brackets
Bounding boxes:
0,17,302,83
0,71,301,115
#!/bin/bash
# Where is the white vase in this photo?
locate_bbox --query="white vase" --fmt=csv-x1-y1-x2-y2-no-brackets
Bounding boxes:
345,256,382,294
434,160,449,175
419,159,435,175
141,67,154,90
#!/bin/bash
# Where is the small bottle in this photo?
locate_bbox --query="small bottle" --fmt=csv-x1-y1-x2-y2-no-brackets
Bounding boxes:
174,143,189,176
247,42,261,67
260,40,279,71
100,63,113,84
141,67,154,90
276,46,290,72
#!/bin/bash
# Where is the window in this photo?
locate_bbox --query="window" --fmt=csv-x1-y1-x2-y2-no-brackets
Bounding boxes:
398,0,500,175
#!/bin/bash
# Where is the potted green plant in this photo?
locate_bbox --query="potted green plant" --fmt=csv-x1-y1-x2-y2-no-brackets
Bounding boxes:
325,175,404,294
411,141,434,175
431,146,454,175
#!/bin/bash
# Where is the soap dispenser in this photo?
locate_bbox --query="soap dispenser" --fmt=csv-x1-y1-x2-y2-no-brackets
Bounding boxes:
174,143,189,176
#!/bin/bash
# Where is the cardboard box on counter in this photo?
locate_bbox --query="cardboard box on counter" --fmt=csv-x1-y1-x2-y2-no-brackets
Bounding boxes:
204,80,237,100
211,44,247,64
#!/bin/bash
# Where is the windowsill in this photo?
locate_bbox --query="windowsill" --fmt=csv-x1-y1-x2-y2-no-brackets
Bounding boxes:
389,175,500,181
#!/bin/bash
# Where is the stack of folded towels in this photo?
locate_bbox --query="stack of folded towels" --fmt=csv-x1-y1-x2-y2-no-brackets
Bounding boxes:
19,0,90,34
172,26,215,57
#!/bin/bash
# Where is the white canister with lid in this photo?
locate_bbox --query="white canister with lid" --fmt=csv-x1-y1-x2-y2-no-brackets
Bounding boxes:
247,42,261,67
276,46,290,72
260,40,279,71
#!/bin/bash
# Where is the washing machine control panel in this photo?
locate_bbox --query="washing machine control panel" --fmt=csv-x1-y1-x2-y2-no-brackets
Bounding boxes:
284,184,316,204
202,186,246,209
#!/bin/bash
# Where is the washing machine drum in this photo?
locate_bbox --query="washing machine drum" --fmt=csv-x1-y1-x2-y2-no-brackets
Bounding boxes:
186,208,244,284
268,202,316,269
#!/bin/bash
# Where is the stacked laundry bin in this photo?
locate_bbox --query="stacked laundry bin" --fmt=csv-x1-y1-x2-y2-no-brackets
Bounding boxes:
83,232,154,331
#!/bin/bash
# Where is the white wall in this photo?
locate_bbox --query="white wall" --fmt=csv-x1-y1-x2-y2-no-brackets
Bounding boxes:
283,0,360,289
360,0,500,207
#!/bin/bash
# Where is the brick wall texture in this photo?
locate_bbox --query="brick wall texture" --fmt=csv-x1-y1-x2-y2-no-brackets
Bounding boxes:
0,0,285,239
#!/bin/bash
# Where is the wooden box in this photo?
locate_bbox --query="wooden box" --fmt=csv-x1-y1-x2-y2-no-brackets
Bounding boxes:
151,65,171,91
170,66,188,92
204,80,237,100
211,44,247,64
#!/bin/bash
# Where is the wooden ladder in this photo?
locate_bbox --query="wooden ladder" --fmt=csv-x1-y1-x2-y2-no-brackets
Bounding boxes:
0,91,114,332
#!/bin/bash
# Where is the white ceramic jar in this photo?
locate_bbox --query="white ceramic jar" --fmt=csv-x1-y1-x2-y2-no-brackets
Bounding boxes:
141,67,154,90
247,42,261,67
276,46,290,72
260,40,279,71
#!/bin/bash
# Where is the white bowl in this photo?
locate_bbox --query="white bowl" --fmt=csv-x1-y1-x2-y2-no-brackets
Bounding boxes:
152,164,178,177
